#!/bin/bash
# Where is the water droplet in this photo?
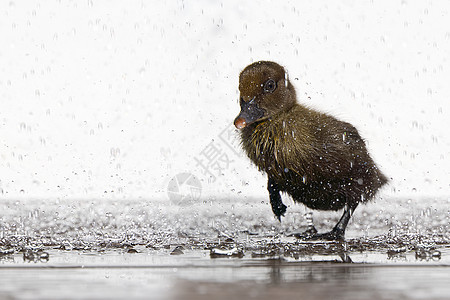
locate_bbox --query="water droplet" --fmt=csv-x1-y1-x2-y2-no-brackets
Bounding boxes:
431,135,438,143
110,147,120,158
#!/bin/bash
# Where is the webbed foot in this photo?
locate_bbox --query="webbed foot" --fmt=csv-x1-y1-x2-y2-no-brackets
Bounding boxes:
273,203,287,222
294,227,345,241
288,225,318,239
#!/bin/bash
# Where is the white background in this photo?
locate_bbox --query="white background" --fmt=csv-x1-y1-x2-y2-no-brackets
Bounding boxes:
1,0,449,201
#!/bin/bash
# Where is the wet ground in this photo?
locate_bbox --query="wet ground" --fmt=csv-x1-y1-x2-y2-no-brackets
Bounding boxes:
0,197,449,299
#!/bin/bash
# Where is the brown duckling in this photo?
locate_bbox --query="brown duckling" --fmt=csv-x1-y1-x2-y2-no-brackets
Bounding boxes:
234,61,388,240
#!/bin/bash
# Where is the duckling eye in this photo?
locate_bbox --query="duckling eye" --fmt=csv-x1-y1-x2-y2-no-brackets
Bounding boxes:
263,79,277,93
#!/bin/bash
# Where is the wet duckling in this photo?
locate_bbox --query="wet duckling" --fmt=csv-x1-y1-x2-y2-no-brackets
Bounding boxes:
234,61,388,240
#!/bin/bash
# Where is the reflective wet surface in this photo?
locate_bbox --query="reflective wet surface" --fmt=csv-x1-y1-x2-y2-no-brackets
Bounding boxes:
0,198,449,299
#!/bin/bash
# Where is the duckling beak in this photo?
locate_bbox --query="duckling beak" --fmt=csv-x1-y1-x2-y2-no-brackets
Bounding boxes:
234,117,247,129
234,97,265,129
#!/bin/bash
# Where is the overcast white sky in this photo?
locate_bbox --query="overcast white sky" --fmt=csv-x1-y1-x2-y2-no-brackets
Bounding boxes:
1,0,449,201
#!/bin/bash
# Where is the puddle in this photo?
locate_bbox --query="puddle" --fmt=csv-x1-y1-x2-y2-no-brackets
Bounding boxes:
0,198,449,299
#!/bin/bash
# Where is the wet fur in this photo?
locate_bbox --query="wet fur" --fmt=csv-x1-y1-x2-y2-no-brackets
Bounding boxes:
238,62,388,211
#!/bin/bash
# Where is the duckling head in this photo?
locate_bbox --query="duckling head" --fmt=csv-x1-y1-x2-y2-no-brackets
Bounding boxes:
234,61,296,129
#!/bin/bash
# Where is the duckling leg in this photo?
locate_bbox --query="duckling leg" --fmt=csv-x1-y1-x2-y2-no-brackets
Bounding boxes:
303,211,318,235
267,177,287,222
296,203,358,241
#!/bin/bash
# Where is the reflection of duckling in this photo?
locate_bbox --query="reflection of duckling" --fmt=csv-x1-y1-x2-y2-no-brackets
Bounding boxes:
234,61,388,240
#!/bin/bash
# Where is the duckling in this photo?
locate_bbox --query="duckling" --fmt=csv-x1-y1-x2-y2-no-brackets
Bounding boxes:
234,61,388,240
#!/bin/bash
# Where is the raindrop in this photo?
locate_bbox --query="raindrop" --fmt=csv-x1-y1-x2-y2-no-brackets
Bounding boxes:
431,135,438,143
110,147,120,158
